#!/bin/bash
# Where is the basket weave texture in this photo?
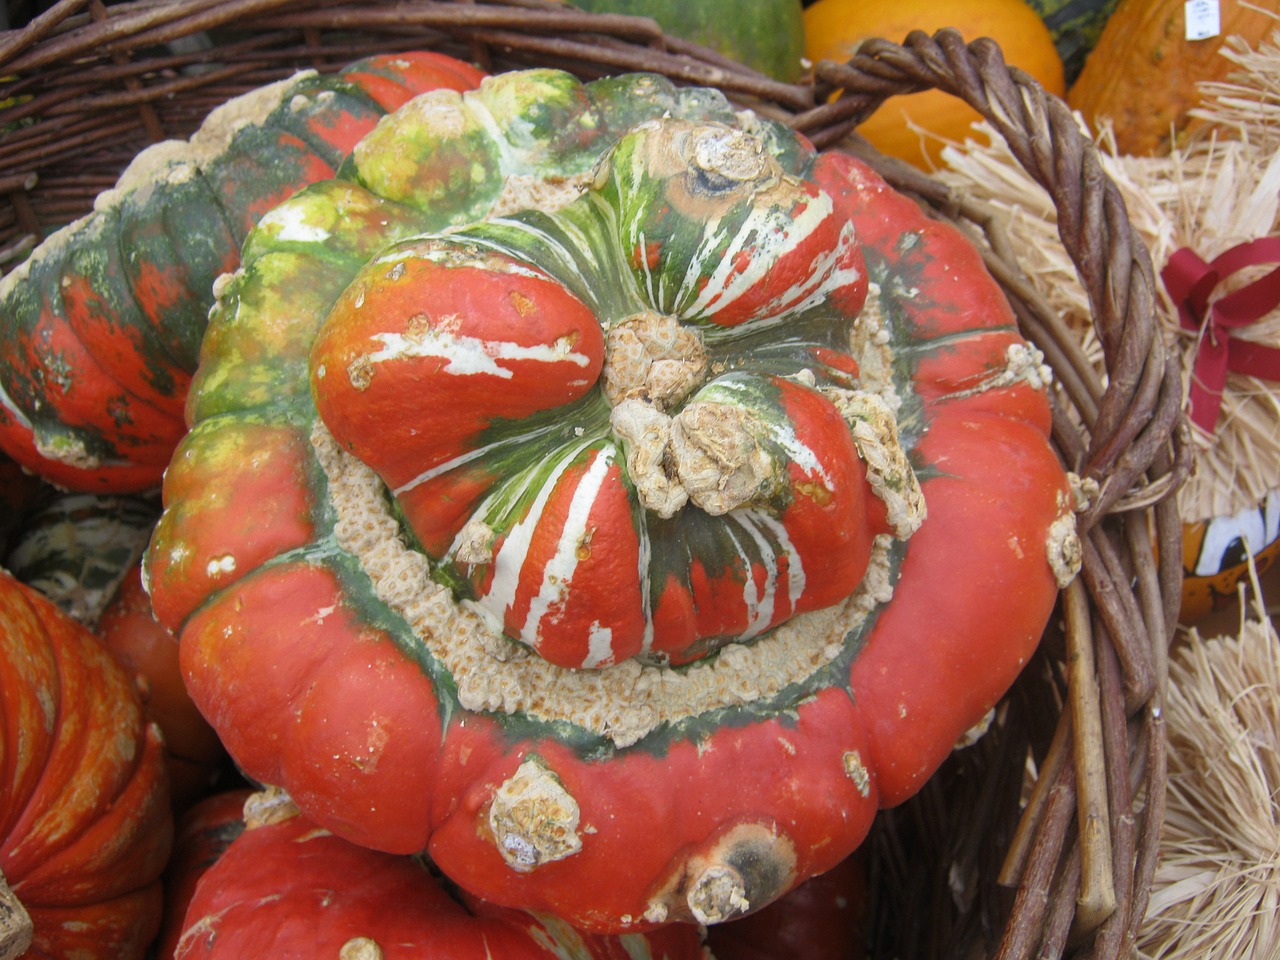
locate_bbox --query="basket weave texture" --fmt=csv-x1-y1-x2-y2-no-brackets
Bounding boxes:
0,3,1188,959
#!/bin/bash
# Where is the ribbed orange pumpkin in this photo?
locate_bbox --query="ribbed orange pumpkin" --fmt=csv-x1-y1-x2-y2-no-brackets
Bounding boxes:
1067,0,1278,155
0,569,172,959
803,0,1066,168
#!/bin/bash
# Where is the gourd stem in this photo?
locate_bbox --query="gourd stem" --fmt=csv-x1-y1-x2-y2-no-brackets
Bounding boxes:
0,869,33,960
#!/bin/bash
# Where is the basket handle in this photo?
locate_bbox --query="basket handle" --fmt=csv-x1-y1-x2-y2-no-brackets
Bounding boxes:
793,28,1189,529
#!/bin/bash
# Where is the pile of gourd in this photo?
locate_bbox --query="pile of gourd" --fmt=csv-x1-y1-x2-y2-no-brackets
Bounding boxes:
5,0,1248,954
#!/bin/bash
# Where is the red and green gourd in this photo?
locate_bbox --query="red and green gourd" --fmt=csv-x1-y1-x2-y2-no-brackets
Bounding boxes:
144,67,1080,931
168,789,706,960
0,52,484,494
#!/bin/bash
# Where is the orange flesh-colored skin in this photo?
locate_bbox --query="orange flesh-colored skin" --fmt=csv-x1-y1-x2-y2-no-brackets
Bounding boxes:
158,146,1066,929
343,51,488,111
179,562,446,853
0,570,172,959
816,152,1061,805
146,420,316,629
0,415,152,493
9,295,188,464
177,559,881,925
173,811,706,960
1067,0,1278,156
430,687,881,928
477,452,651,666
59,267,193,417
850,410,1064,803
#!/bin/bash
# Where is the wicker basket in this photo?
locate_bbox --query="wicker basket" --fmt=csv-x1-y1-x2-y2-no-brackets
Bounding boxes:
0,3,1188,958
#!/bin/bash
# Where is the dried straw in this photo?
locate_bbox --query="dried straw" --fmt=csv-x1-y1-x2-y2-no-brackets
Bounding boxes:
1136,603,1280,960
934,26,1280,525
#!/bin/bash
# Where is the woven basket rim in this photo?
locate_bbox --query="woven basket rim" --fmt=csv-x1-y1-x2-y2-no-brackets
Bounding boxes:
0,4,1187,958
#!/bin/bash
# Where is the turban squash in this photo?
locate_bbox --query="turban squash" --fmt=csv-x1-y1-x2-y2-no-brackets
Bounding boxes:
144,67,1080,931
167,789,705,959
0,52,484,494
0,569,172,959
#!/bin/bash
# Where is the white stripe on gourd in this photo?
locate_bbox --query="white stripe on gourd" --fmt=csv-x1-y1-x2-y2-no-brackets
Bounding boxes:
359,328,594,381
676,193,838,321
520,444,618,661
471,437,596,639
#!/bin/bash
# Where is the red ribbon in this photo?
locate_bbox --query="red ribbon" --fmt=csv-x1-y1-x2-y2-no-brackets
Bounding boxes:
1161,236,1280,434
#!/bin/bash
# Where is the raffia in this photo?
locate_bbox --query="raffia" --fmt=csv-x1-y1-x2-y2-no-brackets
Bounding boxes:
1136,599,1280,960
935,27,1280,524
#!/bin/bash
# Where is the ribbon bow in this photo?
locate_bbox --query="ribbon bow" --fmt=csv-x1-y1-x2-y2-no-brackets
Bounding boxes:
1161,237,1280,434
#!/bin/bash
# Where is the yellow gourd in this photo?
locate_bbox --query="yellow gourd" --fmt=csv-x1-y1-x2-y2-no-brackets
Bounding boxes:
803,0,1066,169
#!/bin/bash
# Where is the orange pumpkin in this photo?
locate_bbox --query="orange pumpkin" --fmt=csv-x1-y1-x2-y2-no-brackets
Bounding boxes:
803,0,1066,168
0,568,172,959
1067,0,1279,155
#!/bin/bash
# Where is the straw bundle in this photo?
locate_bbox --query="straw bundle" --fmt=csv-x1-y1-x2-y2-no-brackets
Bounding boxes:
935,25,1280,525
1136,607,1280,959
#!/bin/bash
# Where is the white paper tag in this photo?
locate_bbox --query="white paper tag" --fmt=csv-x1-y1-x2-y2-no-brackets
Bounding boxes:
1185,0,1221,41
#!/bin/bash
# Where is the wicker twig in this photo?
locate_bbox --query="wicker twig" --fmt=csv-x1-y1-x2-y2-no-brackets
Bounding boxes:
1064,580,1116,937
0,0,89,63
0,8,1184,959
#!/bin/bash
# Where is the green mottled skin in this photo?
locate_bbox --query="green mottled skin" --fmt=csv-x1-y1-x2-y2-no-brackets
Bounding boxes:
199,69,761,414
568,0,806,82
